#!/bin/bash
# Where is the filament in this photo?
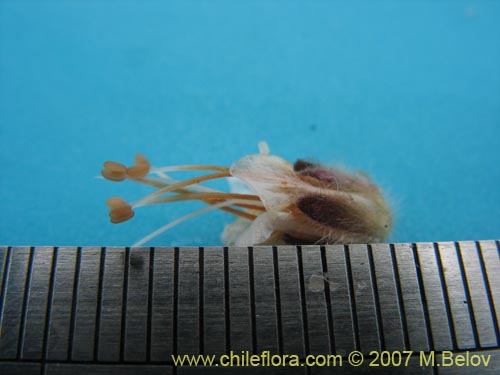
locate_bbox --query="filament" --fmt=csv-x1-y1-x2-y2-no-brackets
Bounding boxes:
134,171,231,207
104,158,265,226
133,192,265,220
151,165,230,173
132,199,252,247
218,207,257,220
134,192,261,207
129,173,264,218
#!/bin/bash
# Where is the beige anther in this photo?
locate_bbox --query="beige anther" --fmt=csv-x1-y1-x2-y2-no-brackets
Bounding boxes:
101,161,127,181
126,154,150,179
106,197,134,223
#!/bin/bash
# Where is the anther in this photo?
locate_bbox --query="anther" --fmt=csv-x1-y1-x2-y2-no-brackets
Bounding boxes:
106,197,134,223
101,161,127,181
126,154,150,179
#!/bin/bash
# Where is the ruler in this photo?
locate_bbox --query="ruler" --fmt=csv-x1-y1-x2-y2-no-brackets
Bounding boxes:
0,241,499,374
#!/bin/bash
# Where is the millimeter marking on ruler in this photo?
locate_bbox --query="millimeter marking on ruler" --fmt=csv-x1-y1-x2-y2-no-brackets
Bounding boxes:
0,241,499,374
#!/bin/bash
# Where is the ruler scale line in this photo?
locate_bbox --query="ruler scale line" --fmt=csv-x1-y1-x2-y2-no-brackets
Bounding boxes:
367,244,386,352
389,243,410,351
344,245,361,352
222,246,231,353
197,247,204,356
93,248,105,361
438,242,476,349
302,246,332,355
277,246,305,357
412,243,435,352
433,242,458,351
252,246,279,353
17,247,35,360
176,247,199,356
458,241,498,348
172,247,179,358
125,248,150,362
146,247,154,362
455,242,480,348
202,246,225,356
272,246,284,355
296,246,310,356
0,247,12,332
247,247,257,354
478,240,500,346
393,243,429,351
120,247,130,362
227,247,252,353
47,247,78,360
69,247,101,361
68,247,82,361
370,244,405,351
476,241,500,346
40,247,58,374
349,244,382,352
319,246,335,354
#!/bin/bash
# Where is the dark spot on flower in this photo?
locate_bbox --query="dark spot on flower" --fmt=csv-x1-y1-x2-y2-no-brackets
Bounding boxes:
293,159,317,172
297,194,358,231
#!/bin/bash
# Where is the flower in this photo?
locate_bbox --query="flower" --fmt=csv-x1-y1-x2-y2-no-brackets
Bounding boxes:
101,143,392,246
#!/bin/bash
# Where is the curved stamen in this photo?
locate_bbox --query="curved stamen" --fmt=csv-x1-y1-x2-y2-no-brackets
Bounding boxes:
134,171,232,206
132,199,252,247
133,192,261,208
151,165,230,173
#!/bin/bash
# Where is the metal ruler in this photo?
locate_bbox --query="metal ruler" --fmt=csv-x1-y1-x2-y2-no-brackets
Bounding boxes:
0,241,499,374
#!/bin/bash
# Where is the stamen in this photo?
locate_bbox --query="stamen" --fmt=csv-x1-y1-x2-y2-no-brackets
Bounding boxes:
134,192,261,207
144,172,224,193
132,177,167,189
151,165,230,173
230,203,265,211
101,161,127,181
132,199,251,247
130,179,264,217
106,197,134,223
134,171,232,206
103,156,261,229
141,197,265,212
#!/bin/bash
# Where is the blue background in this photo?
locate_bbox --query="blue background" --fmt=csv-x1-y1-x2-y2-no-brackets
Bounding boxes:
1,0,499,246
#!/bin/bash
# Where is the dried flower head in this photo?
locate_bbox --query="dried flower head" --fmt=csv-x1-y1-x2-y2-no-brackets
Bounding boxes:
101,143,392,246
